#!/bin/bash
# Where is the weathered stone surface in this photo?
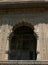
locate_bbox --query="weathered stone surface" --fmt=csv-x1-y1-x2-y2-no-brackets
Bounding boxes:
0,60,48,65
0,7,48,61
0,0,46,2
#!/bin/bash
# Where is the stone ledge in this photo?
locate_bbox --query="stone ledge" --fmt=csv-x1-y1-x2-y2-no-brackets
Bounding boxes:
0,60,48,65
0,0,46,2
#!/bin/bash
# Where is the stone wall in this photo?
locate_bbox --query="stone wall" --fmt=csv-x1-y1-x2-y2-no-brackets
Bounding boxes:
0,9,48,60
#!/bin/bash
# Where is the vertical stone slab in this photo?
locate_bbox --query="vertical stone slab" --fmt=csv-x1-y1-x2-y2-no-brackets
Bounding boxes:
34,24,42,60
44,24,48,60
35,24,41,60
42,24,47,60
0,25,8,61
0,23,12,61
0,26,3,60
37,24,48,60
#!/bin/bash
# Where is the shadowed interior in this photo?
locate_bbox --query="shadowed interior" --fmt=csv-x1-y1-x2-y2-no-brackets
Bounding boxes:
9,26,37,60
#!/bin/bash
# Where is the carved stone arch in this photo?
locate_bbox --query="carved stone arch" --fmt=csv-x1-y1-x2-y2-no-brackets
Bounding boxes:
12,21,34,31
9,21,37,60
9,21,35,42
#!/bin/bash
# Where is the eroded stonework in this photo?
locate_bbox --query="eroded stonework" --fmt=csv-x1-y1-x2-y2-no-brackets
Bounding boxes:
0,2,48,62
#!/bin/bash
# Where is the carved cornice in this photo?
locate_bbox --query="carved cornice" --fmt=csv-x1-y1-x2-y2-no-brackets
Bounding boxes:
0,2,48,10
0,2,47,13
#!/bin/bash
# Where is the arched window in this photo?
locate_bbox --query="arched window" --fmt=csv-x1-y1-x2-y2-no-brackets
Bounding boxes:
9,22,37,60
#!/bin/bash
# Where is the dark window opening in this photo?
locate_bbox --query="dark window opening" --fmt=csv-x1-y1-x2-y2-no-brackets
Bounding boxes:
9,26,37,60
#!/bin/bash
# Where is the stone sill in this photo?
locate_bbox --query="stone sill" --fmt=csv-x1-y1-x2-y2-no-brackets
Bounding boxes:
0,60,48,65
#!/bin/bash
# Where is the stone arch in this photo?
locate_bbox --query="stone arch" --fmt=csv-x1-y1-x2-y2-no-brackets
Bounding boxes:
8,21,37,60
13,21,34,31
